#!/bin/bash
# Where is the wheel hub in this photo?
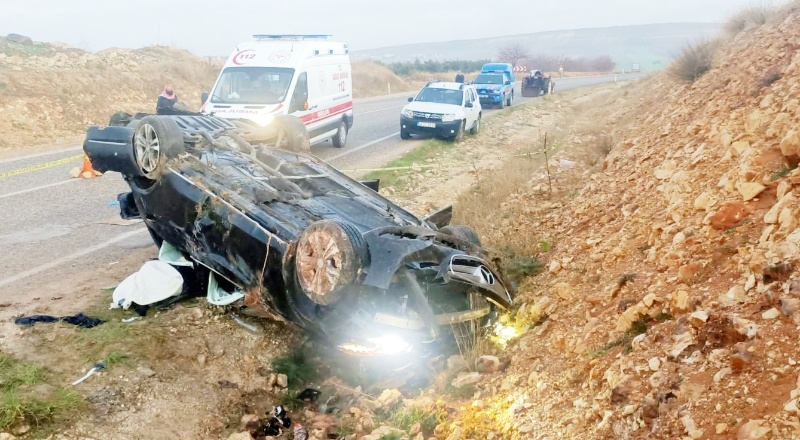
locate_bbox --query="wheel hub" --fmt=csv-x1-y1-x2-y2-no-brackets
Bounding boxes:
134,123,161,175
297,229,342,296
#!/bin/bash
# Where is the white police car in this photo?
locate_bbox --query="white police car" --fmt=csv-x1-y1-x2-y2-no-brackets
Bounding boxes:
400,81,482,142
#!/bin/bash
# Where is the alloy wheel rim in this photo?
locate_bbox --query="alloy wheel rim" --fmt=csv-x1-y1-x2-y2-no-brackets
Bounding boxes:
134,124,161,175
297,229,343,296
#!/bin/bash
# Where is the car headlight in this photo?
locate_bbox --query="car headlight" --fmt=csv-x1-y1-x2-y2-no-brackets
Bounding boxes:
254,114,275,127
442,114,456,122
337,335,412,357
401,108,414,118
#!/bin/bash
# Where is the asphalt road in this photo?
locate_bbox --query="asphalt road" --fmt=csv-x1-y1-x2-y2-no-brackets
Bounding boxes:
0,73,643,293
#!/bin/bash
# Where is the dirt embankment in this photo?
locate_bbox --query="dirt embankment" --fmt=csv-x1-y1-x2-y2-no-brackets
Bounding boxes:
0,42,222,149
0,39,416,151
463,6,800,439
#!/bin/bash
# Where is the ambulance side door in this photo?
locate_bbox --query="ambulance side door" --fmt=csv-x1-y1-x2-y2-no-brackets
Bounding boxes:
288,71,310,117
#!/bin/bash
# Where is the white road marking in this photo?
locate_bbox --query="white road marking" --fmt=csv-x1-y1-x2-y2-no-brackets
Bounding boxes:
0,146,82,164
353,92,411,103
0,179,79,200
355,105,404,116
0,228,148,289
326,132,401,163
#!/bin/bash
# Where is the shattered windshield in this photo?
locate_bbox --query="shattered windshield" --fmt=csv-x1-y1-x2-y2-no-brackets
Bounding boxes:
414,88,463,106
210,66,295,104
474,74,504,84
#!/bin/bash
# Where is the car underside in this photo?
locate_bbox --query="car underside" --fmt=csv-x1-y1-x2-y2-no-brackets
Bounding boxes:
84,113,513,358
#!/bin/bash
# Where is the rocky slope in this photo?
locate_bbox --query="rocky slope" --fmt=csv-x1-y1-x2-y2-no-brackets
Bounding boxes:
206,9,800,438
480,6,800,439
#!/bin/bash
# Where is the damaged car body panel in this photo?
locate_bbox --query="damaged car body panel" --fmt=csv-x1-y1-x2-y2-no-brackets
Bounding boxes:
84,113,512,356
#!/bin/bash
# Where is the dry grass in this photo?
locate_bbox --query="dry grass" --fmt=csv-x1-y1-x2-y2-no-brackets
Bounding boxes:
0,354,84,435
724,4,774,35
351,61,421,98
452,152,551,256
668,38,721,83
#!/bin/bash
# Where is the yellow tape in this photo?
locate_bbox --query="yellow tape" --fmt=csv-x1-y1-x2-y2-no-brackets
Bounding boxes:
0,154,84,179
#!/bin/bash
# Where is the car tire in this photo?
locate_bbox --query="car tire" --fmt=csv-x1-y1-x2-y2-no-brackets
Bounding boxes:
274,115,311,153
469,115,481,135
295,219,368,306
498,98,505,109
332,119,348,148
133,115,185,181
439,225,481,247
506,93,513,107
453,121,465,143
400,128,411,140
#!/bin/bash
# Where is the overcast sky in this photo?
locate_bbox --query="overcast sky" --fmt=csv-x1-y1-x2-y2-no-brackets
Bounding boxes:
0,0,778,56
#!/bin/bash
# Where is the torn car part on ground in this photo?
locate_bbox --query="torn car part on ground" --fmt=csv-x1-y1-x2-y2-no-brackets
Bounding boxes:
83,112,513,358
15,313,105,328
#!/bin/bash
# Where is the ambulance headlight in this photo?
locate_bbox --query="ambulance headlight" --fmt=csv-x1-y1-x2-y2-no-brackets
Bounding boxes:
401,108,414,118
254,114,275,127
441,114,457,122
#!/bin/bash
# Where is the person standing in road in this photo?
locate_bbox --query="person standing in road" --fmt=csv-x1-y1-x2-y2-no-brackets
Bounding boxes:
455,72,465,83
156,83,178,114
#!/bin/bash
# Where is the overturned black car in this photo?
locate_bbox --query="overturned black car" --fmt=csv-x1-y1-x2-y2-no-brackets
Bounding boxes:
84,113,512,358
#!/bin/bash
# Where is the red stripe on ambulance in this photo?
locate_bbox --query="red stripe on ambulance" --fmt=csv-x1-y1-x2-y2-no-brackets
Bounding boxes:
299,101,353,125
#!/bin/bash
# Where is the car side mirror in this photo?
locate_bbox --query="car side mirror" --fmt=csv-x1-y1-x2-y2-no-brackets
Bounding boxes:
505,81,511,85
408,97,413,102
465,102,473,108
201,91,209,103
422,205,453,228
360,179,380,192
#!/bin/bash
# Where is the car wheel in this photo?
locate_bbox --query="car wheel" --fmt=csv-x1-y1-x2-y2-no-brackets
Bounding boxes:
133,115,185,180
295,219,368,306
274,115,311,153
439,225,481,247
506,93,513,107
400,128,411,140
498,98,505,109
453,121,465,143
469,115,481,135
332,119,348,148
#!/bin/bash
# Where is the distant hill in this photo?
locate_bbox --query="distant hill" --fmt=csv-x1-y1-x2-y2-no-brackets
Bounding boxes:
353,23,722,72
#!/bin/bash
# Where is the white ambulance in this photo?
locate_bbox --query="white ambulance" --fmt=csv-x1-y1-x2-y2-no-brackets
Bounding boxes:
202,35,354,148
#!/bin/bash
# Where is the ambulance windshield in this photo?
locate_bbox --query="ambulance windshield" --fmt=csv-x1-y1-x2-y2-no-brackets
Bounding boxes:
210,67,295,105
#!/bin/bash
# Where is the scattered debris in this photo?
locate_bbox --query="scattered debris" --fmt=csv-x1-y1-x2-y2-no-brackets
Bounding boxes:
111,260,183,310
14,312,104,328
71,362,106,386
231,314,262,335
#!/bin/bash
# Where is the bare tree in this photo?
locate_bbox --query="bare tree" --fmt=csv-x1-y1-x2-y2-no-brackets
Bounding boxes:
496,43,531,67
591,56,616,72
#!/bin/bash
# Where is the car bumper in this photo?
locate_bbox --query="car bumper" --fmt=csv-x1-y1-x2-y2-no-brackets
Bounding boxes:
477,93,504,104
401,116,462,138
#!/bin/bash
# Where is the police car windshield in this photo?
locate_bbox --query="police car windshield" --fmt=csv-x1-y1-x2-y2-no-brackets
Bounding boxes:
210,67,295,104
415,88,463,106
475,74,503,84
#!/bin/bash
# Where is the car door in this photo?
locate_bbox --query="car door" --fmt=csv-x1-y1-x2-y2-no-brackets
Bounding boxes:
465,89,477,128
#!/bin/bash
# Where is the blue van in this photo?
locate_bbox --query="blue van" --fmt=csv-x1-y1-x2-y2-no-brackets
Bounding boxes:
473,63,515,108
